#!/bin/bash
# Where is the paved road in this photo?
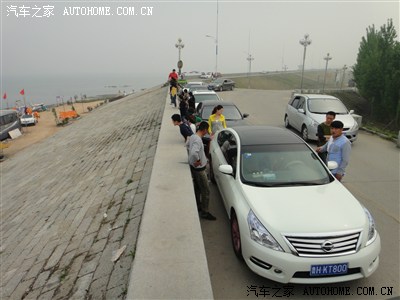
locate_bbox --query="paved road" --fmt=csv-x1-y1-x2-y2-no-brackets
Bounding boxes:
201,89,399,299
0,87,166,299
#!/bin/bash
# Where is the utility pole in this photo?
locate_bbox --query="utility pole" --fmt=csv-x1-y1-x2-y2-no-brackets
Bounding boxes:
340,64,348,90
175,38,184,76
322,53,332,92
247,54,254,89
299,34,312,93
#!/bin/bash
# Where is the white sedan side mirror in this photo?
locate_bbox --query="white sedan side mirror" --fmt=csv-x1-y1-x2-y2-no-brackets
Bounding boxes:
219,164,233,175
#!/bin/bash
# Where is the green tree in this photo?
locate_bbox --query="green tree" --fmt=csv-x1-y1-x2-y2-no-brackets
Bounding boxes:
353,19,400,129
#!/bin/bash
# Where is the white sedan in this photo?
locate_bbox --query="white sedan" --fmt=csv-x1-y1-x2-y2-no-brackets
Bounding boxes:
20,114,37,126
209,126,380,284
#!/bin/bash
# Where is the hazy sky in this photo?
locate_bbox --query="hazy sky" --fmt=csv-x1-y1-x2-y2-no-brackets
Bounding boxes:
1,0,399,78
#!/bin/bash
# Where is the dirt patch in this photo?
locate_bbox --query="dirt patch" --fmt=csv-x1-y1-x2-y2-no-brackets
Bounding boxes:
1,100,105,159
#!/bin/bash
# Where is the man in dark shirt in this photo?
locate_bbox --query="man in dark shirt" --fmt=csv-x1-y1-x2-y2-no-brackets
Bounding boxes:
317,111,336,163
171,114,193,142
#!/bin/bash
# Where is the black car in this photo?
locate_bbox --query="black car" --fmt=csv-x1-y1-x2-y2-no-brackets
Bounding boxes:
208,78,235,91
196,100,249,127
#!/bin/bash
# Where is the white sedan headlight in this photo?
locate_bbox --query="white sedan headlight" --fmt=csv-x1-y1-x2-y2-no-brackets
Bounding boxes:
363,206,377,246
247,210,283,252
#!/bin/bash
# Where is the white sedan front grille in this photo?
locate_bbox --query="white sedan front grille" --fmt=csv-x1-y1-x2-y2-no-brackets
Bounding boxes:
284,231,361,257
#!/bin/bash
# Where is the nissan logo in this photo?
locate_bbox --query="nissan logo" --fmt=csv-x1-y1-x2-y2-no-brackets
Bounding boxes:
321,240,334,252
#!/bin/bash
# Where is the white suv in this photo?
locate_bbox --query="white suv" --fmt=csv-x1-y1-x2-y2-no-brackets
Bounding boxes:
284,94,359,142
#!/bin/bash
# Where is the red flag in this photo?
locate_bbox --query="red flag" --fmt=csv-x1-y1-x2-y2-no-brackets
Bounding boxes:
2,93,6,100
20,89,25,95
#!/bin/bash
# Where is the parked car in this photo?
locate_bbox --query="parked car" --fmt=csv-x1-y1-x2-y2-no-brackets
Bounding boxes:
209,125,380,284
284,94,359,142
192,90,221,108
208,78,235,91
32,103,47,112
196,100,249,127
183,81,205,92
200,72,212,79
20,114,37,126
189,85,209,92
0,110,22,140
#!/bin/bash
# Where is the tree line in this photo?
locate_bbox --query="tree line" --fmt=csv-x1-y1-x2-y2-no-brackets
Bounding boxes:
353,19,400,130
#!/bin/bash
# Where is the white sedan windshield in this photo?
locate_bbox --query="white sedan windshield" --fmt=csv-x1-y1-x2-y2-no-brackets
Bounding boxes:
240,144,332,187
195,94,220,104
201,106,242,120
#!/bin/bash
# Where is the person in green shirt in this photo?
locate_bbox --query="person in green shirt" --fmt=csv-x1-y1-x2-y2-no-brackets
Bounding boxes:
317,111,336,163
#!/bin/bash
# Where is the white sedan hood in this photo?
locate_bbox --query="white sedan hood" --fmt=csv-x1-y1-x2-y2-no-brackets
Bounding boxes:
242,181,366,233
311,113,357,129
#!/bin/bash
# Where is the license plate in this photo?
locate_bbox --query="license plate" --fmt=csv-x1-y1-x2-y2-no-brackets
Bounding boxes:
310,263,348,276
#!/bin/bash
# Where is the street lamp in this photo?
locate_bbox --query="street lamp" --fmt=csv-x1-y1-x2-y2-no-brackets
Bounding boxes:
205,0,219,76
299,34,312,92
340,64,348,90
206,34,218,75
247,53,254,88
175,38,184,76
322,53,332,92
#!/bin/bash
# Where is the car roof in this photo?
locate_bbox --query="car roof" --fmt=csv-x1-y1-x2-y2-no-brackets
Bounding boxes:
230,126,303,146
199,100,233,107
294,94,339,100
192,90,217,95
0,110,18,117
185,81,204,85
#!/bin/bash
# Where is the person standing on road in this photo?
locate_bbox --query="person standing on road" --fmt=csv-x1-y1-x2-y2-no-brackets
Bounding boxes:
316,111,336,163
208,105,227,136
187,121,216,221
316,120,351,181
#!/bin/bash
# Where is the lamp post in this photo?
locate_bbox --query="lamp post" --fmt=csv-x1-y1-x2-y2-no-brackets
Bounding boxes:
206,34,218,76
247,53,254,89
340,64,348,90
322,53,332,92
206,0,219,76
175,38,184,76
299,34,312,92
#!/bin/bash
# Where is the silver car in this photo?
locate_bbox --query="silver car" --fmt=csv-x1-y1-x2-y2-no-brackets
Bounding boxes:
20,114,37,126
284,94,359,142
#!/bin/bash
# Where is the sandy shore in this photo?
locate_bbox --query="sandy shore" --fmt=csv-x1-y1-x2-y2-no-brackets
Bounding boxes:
1,100,105,159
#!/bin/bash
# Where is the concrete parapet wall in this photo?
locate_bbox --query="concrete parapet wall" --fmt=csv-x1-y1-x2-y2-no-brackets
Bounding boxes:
127,92,213,299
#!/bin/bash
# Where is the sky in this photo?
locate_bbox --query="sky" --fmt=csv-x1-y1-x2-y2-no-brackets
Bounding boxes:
1,0,399,79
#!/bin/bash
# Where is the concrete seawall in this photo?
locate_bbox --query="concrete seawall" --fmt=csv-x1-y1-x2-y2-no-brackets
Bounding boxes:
0,86,212,299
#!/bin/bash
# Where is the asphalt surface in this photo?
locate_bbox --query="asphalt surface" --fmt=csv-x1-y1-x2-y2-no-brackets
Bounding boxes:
1,87,166,299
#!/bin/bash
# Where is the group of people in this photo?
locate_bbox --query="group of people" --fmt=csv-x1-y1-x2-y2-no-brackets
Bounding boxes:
171,114,217,221
316,111,352,182
168,69,196,121
170,104,229,221
168,67,232,221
